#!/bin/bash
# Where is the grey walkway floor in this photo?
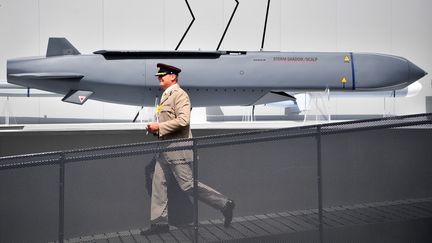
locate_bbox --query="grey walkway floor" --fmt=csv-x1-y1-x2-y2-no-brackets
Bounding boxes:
54,197,432,243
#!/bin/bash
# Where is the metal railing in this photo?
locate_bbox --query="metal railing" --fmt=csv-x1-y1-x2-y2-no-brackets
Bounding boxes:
1,113,431,243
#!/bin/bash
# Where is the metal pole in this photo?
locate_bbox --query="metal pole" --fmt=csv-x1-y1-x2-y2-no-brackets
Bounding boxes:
192,140,199,243
5,96,10,125
316,126,324,243
217,0,239,50
261,0,271,50
176,0,195,50
58,153,65,243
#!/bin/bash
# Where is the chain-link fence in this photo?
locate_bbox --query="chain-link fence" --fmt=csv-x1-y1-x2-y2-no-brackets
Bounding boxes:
1,113,431,243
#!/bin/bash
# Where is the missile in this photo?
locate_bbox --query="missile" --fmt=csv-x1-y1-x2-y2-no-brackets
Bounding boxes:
7,38,427,107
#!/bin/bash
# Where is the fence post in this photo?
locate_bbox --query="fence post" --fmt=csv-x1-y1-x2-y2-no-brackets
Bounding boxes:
192,140,199,243
58,153,65,243
316,126,323,243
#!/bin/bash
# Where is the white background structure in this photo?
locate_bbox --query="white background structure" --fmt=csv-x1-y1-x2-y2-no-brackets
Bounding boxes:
0,0,431,123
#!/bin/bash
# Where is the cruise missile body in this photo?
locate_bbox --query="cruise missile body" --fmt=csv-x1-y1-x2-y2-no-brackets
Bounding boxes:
7,38,427,107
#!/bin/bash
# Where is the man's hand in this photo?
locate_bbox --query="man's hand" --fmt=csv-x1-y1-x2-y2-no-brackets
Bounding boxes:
147,122,159,134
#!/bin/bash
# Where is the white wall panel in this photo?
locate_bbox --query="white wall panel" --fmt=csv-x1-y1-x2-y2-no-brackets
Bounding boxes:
164,0,193,50
176,0,224,50
391,0,432,58
337,0,392,53
0,0,39,80
262,0,281,51
38,98,103,120
281,0,338,52
103,0,163,50
39,0,103,54
1,97,40,119
218,0,268,50
101,103,141,121
390,0,432,114
392,0,432,79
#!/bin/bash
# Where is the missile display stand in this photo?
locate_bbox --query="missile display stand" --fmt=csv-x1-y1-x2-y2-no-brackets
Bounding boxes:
303,88,332,123
383,91,397,117
1,96,16,125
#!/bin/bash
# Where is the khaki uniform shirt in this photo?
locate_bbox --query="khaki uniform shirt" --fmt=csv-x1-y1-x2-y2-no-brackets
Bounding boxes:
157,84,193,164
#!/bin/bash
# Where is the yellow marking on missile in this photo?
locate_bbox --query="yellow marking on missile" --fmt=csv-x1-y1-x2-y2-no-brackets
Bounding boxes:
341,77,347,83
344,55,350,63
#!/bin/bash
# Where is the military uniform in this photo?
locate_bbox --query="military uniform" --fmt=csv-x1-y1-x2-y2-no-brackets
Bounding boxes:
148,64,231,226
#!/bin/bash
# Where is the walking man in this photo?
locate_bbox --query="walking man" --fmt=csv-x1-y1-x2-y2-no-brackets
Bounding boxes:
141,63,235,235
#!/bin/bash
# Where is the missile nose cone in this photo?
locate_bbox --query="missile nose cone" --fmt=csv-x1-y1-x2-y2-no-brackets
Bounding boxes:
408,61,427,82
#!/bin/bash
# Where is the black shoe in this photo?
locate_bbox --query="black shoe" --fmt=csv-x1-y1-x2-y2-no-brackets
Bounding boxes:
221,199,235,227
140,224,169,235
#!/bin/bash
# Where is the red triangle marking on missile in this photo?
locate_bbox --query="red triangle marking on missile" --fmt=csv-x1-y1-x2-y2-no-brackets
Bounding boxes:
79,96,87,103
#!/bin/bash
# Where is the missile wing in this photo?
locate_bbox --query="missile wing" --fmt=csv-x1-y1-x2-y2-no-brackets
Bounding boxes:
7,38,427,107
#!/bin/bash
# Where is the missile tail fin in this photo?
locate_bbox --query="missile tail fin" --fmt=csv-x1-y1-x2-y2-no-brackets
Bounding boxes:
46,37,81,57
62,90,93,105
